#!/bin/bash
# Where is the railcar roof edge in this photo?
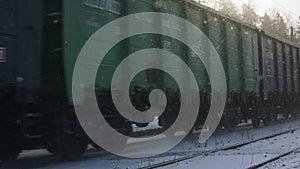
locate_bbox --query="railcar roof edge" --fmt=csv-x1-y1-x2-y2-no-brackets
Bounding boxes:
185,0,300,48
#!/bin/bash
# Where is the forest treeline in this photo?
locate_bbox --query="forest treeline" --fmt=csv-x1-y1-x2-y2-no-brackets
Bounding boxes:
195,0,300,44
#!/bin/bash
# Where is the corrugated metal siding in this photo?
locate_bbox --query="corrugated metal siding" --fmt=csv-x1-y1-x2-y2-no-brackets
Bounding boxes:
0,0,43,103
285,45,293,94
276,42,285,94
186,5,208,91
293,47,299,94
63,0,126,98
42,0,64,92
262,36,276,94
226,22,241,92
160,0,186,91
242,27,258,93
0,0,17,82
127,0,159,87
252,33,259,94
208,14,227,95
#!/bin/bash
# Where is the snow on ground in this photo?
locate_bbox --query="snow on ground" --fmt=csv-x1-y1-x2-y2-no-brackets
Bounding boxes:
259,151,300,169
1,120,300,169
163,124,300,169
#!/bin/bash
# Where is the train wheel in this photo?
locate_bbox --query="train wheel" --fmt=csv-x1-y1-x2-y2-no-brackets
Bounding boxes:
0,147,20,162
159,117,177,137
123,121,133,136
262,116,271,126
0,134,20,161
291,112,299,119
52,133,88,160
262,108,274,126
0,124,21,162
223,120,238,132
223,109,241,132
89,121,132,151
291,106,299,119
47,144,59,155
272,112,279,121
262,117,271,126
251,112,260,128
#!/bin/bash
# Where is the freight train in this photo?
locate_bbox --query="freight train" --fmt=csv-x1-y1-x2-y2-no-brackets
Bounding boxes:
0,0,299,161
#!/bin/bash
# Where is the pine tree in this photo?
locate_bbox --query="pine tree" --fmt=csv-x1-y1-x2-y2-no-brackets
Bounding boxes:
260,12,273,33
271,12,288,38
241,2,259,26
219,0,239,19
296,17,300,43
193,0,206,4
205,0,221,10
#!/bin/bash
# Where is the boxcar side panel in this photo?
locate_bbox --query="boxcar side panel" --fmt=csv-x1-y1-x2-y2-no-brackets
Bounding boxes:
285,44,293,94
293,47,299,95
15,1,43,103
63,0,126,102
241,27,259,93
0,36,16,83
160,0,187,91
42,0,65,92
261,36,276,95
226,21,241,92
208,14,227,94
276,42,285,94
126,0,159,88
253,32,260,94
186,4,209,91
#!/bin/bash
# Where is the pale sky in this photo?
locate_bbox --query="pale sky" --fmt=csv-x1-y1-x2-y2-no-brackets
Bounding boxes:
231,0,300,25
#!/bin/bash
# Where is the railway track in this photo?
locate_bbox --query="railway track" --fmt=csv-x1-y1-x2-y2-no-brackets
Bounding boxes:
246,147,300,169
139,127,300,169
1,120,299,169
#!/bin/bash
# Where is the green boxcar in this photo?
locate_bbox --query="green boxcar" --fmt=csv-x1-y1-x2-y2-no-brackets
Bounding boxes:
4,0,300,161
63,0,126,102
241,26,259,95
226,21,242,92
285,44,293,94
159,0,187,92
207,13,228,97
185,4,209,91
292,47,299,95
42,0,64,92
261,35,276,96
276,42,285,95
126,0,161,89
63,0,261,106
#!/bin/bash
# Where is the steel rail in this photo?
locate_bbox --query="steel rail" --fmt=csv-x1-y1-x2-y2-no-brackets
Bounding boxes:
139,127,300,169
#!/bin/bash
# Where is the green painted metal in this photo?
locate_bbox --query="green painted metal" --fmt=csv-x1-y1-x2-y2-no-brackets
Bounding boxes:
208,14,228,94
159,0,187,91
253,32,259,94
292,47,299,94
126,0,161,89
127,0,156,13
261,35,276,95
276,42,285,94
42,0,64,92
241,26,259,93
186,4,209,91
226,21,241,92
285,44,293,94
63,0,126,102
62,0,263,104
